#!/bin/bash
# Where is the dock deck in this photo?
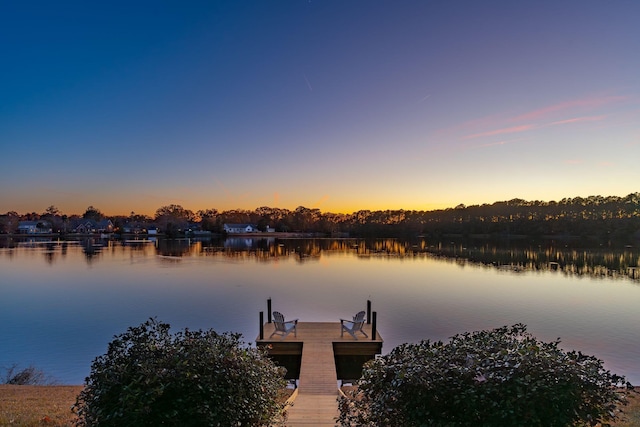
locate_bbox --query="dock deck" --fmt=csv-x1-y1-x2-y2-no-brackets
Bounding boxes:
257,321,382,426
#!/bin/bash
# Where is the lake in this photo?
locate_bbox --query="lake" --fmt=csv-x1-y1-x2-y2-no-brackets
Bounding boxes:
1,236,639,385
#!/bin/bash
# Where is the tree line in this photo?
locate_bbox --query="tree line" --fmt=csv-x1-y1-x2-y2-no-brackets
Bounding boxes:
2,193,640,243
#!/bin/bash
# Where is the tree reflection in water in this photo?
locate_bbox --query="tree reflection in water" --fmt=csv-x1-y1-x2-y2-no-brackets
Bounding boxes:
0,236,638,281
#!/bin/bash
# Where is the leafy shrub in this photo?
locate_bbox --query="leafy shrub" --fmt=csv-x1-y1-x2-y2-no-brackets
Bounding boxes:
74,318,286,426
339,324,632,427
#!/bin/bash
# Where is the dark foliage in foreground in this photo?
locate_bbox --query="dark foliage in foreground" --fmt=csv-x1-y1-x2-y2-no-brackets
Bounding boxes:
74,318,286,426
339,324,633,427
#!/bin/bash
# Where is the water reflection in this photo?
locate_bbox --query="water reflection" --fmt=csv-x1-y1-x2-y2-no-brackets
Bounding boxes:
423,240,640,281
2,235,639,385
1,236,638,281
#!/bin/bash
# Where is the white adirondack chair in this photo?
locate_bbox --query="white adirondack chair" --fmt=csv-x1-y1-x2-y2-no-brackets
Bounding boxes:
270,311,298,340
340,310,368,340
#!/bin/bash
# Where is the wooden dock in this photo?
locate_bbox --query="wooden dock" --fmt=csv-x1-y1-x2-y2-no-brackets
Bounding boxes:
257,321,382,426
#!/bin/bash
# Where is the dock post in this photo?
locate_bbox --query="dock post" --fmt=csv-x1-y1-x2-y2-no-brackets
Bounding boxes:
372,311,377,340
367,300,371,324
267,298,272,323
259,311,264,340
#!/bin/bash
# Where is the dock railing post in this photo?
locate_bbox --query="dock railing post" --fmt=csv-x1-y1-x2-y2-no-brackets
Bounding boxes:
267,298,272,323
372,311,377,340
367,300,371,324
259,311,264,340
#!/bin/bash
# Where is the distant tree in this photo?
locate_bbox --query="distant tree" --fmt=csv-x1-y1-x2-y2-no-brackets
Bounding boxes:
339,324,632,427
23,211,41,221
2,364,54,385
83,206,104,221
128,211,151,223
44,205,60,216
41,205,64,232
74,318,286,426
154,204,194,236
0,211,20,233
197,208,220,232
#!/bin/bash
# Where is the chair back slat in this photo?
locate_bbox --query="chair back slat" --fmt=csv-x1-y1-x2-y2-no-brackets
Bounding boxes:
353,310,366,325
341,310,368,339
273,311,286,332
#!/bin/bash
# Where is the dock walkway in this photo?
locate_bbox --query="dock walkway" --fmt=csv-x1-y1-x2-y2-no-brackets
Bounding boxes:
257,321,382,426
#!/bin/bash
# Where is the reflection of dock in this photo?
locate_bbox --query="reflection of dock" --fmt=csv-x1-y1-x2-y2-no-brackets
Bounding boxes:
256,306,382,426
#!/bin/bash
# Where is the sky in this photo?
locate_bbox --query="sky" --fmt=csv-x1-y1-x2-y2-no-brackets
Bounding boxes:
1,1,639,216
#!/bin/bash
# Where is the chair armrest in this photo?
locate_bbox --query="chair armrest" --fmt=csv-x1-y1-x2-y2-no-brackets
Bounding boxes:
285,319,298,325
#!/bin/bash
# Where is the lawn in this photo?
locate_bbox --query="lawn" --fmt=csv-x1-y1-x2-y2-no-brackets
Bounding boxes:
1,384,637,426
0,385,82,426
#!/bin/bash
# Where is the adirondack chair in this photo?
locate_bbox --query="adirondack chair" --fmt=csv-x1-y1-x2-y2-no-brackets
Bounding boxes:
270,311,298,340
340,310,368,339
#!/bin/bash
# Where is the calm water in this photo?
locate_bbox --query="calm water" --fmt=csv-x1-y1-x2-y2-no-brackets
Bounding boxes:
1,237,639,385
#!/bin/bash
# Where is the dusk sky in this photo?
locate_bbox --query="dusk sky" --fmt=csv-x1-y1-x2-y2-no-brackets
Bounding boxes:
1,1,639,216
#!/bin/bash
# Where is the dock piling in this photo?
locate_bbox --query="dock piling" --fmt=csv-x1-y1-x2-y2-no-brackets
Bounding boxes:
267,298,272,323
367,300,371,324
372,311,377,340
259,311,264,340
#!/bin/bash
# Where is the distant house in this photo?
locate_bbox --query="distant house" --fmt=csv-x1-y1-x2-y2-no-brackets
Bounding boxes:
223,223,259,234
17,221,52,234
97,219,114,233
121,222,144,234
185,223,212,237
72,220,93,234
71,219,114,234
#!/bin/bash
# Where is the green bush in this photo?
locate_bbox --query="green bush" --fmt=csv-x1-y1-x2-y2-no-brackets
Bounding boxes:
74,318,286,426
339,324,632,427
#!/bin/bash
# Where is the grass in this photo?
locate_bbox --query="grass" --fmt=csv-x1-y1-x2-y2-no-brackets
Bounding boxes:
0,385,637,426
615,389,640,427
0,385,294,426
0,385,82,426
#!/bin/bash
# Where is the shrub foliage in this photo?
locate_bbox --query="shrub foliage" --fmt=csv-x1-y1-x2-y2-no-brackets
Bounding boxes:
339,324,632,427
74,318,286,426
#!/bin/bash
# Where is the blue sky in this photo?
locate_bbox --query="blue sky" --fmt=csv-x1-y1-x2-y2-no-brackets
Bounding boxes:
1,1,639,215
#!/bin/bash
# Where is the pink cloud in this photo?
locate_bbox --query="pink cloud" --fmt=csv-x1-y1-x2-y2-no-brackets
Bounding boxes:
433,93,629,144
458,113,507,130
564,159,583,165
472,138,524,149
510,95,627,123
463,124,535,140
549,115,608,126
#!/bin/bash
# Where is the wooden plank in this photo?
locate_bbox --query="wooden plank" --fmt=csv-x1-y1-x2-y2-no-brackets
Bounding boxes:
257,322,382,426
285,394,339,426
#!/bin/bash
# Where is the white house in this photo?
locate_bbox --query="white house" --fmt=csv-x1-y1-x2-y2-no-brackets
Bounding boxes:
17,221,52,234
71,219,114,234
223,223,258,234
